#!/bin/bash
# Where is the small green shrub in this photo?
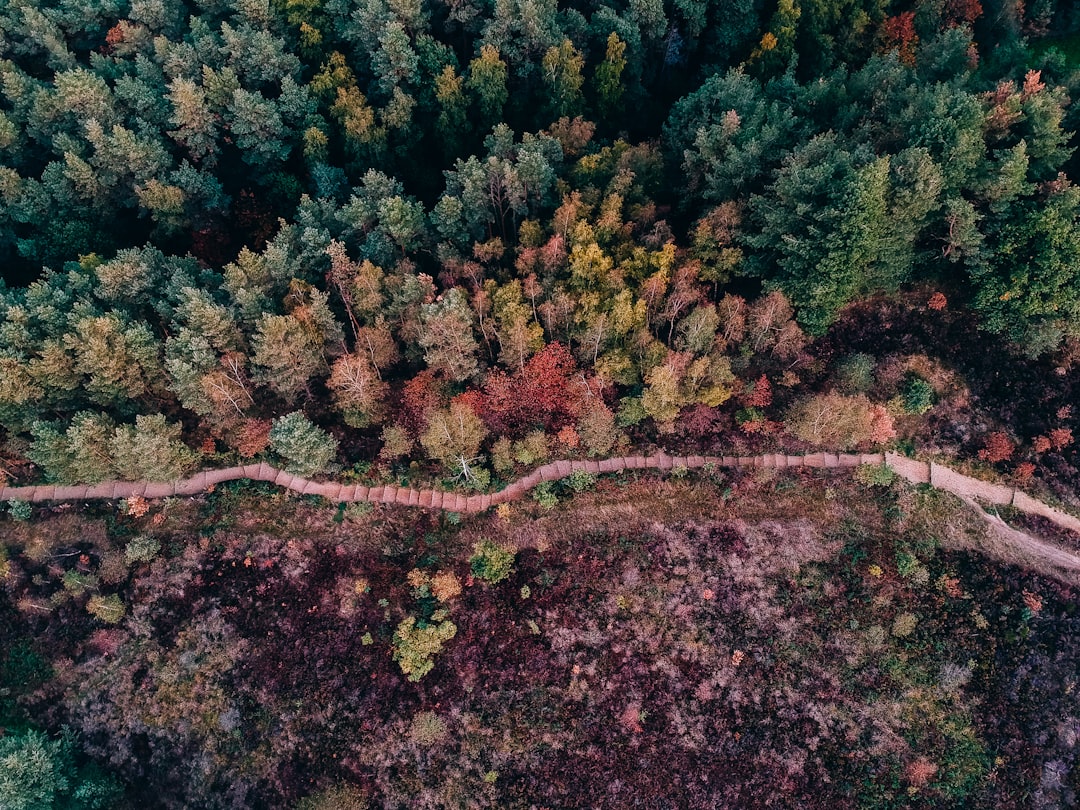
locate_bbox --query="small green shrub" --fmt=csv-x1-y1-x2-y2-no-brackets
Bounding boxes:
391,616,457,682
565,470,595,493
469,538,515,584
533,482,559,509
901,374,936,415
896,550,920,578
7,500,32,522
854,463,896,487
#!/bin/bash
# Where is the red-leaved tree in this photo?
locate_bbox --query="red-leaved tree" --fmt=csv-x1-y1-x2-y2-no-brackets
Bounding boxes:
480,342,581,436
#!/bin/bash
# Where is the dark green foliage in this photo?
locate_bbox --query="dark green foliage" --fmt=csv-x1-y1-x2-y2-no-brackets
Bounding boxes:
835,353,876,394
268,411,338,476
901,374,936,415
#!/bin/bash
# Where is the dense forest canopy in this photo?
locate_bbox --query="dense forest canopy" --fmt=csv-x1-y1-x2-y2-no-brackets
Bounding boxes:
1,0,1080,492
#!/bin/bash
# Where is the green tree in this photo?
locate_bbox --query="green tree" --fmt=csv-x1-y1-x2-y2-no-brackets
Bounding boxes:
28,412,115,484
269,411,339,476
226,88,292,167
251,313,325,401
419,288,481,381
465,45,508,129
110,414,198,481
541,39,585,122
593,32,627,120
434,65,468,158
972,180,1080,347
0,728,120,810
66,315,164,408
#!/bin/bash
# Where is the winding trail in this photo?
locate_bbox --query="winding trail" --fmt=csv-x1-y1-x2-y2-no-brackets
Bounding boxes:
2,450,1079,540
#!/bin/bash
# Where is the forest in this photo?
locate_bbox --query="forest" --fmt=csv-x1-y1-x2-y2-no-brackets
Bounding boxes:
3,0,1080,806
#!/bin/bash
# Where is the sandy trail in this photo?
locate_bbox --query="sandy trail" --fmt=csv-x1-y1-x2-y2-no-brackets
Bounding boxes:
2,450,1079,581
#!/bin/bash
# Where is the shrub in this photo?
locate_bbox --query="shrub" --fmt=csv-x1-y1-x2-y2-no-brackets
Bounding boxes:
124,535,161,565
87,594,126,624
977,432,1014,463
900,374,936,415
895,550,920,578
391,616,457,682
408,711,448,746
469,538,515,584
269,412,339,477
854,463,896,487
565,470,595,493
891,612,918,637
296,784,369,810
7,500,32,522
430,571,462,602
532,482,559,510
835,353,876,394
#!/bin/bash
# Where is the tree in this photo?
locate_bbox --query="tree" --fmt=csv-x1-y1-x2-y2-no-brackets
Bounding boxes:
664,68,798,204
434,65,468,158
784,392,896,449
251,313,325,400
166,78,218,165
110,414,199,481
748,137,924,334
226,88,292,167
541,39,585,122
491,279,544,370
66,315,164,408
593,32,627,119
28,412,115,484
0,728,121,810
327,353,388,427
269,412,339,476
970,180,1080,347
465,44,508,129
420,398,488,481
419,287,481,381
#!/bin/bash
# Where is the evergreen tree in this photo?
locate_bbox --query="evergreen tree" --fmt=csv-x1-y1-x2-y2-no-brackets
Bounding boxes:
269,411,339,476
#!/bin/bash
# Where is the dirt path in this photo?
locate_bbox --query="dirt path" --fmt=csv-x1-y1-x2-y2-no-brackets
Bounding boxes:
958,496,1080,582
2,450,1079,575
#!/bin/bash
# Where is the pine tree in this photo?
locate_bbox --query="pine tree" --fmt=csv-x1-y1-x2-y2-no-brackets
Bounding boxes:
111,414,199,481
269,411,339,476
